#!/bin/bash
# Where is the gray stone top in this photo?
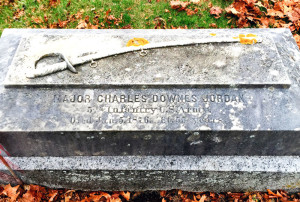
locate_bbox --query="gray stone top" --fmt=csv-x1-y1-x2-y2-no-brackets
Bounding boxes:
4,30,291,87
0,28,300,132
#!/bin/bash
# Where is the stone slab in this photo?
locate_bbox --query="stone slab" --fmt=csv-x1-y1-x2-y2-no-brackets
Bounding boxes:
0,28,300,192
4,31,291,87
1,156,300,192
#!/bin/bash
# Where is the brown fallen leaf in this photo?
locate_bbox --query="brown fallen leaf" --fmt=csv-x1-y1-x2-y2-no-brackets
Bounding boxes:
209,23,217,28
170,1,190,11
76,19,88,29
210,6,223,18
186,8,198,15
13,8,25,20
49,0,60,7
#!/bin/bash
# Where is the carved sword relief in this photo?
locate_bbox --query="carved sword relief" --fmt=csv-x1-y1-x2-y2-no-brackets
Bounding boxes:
27,35,260,78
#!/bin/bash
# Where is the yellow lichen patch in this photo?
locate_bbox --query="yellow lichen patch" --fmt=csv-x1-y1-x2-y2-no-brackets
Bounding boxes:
238,34,258,45
210,33,216,36
246,33,257,37
126,38,149,47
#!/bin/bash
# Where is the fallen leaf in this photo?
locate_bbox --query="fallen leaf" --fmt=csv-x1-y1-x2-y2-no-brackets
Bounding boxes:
48,190,58,202
64,190,75,202
49,0,60,7
76,19,88,29
209,23,217,28
170,1,190,11
267,9,285,18
2,184,20,202
58,19,68,28
286,8,300,22
121,24,132,29
106,8,112,16
154,17,166,29
190,0,202,4
13,8,25,20
19,191,35,202
225,5,240,15
32,16,43,24
160,190,166,197
259,17,270,27
200,194,207,202
210,6,223,18
294,34,300,49
120,191,130,201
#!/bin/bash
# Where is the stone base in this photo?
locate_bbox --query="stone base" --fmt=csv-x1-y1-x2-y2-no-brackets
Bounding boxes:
1,156,300,192
1,29,300,192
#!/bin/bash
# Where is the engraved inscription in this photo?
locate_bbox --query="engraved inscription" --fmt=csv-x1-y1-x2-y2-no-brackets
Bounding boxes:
53,92,245,128
54,94,244,103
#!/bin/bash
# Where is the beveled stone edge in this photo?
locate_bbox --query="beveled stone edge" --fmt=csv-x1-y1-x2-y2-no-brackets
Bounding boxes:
1,156,299,172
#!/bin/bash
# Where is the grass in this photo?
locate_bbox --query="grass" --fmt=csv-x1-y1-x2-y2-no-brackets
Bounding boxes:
0,0,234,36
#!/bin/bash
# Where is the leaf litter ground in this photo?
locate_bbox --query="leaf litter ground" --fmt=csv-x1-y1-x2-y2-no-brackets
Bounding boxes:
0,0,299,48
0,184,300,201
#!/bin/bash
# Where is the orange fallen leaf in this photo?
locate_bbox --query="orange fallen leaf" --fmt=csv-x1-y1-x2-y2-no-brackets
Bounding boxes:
200,194,207,202
2,184,20,202
286,8,300,22
293,34,300,49
120,191,130,201
32,16,43,24
19,191,36,202
267,189,283,198
267,9,285,18
48,190,58,201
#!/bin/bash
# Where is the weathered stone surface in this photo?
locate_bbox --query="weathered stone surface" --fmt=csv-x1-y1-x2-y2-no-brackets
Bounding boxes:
1,156,300,192
4,33,291,87
0,29,300,191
